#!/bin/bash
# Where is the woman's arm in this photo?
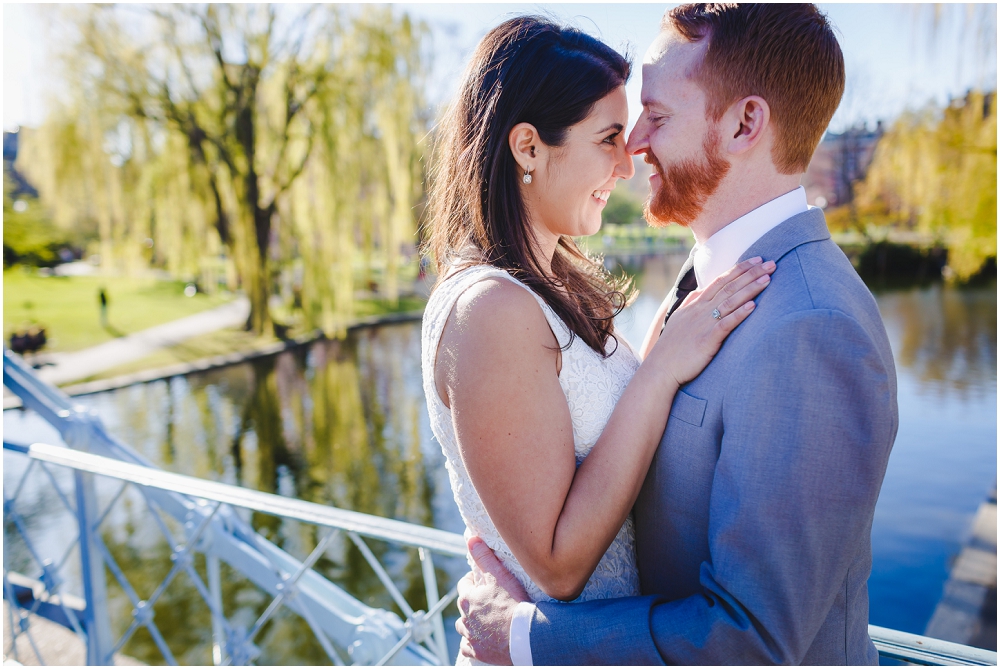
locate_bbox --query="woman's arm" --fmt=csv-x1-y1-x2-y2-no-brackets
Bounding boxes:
436,258,774,601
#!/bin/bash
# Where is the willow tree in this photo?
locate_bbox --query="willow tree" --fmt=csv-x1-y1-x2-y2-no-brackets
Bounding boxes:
857,91,997,280
18,5,427,335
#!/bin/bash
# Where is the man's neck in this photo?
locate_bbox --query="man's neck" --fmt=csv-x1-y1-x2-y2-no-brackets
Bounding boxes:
689,174,802,244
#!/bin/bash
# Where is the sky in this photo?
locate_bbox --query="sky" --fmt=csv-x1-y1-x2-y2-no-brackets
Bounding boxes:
3,3,997,135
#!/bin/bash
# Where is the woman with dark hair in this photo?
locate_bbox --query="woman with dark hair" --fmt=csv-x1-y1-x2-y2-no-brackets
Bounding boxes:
420,16,772,657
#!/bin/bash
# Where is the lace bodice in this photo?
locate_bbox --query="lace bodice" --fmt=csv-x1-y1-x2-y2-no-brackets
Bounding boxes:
421,265,641,605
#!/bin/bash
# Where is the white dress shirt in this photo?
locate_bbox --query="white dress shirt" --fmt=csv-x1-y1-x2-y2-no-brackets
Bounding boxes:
692,186,809,287
507,186,810,666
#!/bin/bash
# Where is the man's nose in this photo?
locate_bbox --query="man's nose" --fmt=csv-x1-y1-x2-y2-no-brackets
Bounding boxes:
625,116,650,156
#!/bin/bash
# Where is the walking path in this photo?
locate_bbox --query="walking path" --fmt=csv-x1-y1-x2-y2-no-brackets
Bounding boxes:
33,297,250,387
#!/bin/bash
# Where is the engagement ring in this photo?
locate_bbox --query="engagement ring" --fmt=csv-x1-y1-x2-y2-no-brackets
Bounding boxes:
712,308,722,320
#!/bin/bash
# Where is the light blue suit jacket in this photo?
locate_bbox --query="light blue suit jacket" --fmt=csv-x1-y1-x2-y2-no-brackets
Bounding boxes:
530,209,899,664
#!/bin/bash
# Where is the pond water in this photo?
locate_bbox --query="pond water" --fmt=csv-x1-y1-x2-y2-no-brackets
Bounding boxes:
4,251,996,663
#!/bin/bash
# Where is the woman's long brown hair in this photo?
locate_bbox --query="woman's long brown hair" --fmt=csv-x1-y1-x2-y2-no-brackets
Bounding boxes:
423,16,635,356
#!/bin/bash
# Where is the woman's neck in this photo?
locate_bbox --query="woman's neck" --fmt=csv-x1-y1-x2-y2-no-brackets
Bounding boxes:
528,224,560,279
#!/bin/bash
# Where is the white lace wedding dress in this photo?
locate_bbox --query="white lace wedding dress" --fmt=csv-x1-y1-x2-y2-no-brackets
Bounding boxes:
421,265,642,664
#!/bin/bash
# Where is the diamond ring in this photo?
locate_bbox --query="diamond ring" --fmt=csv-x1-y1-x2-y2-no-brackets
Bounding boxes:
712,308,722,320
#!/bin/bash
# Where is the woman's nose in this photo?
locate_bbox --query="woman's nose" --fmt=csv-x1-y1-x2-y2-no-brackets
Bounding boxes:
616,145,636,179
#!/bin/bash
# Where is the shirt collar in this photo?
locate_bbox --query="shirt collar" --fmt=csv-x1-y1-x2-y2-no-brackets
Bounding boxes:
692,186,809,287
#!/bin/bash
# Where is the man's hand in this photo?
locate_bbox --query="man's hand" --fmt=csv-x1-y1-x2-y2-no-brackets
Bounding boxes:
456,537,530,665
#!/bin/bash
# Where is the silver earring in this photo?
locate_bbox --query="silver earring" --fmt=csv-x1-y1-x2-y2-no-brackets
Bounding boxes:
522,167,532,184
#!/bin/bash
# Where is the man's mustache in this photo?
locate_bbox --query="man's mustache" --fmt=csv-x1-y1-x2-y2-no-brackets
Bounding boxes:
643,153,666,179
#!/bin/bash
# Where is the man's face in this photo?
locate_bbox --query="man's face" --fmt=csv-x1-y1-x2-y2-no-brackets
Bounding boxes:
626,29,730,227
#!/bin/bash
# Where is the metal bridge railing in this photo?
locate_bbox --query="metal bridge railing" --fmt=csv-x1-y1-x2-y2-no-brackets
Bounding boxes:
3,348,462,665
3,438,464,666
3,348,997,667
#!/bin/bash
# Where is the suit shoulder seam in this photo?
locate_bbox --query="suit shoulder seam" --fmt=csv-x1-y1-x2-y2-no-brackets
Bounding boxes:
791,247,817,309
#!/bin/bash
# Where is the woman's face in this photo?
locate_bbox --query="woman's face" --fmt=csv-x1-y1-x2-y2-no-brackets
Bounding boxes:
524,86,635,245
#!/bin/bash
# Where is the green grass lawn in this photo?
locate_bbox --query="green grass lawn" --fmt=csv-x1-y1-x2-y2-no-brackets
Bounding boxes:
4,266,429,381
4,269,233,353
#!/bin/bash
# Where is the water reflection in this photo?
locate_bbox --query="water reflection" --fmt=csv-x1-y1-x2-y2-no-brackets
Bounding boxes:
875,285,997,395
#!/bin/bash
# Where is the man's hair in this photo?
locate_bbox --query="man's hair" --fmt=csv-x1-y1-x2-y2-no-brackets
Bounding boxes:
664,3,845,174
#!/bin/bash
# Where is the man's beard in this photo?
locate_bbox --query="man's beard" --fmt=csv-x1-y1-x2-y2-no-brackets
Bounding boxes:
643,128,730,228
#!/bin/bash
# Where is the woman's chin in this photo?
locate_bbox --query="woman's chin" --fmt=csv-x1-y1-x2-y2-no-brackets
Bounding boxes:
572,218,603,238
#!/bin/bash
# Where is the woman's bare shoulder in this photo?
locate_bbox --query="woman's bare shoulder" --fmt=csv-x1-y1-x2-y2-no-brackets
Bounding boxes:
447,277,557,352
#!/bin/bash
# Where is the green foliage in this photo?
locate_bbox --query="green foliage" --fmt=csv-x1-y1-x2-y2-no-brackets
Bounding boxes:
823,200,899,235
3,176,68,267
601,188,644,226
857,90,997,280
18,5,429,335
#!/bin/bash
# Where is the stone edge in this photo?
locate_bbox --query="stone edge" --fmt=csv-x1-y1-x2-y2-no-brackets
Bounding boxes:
924,483,997,650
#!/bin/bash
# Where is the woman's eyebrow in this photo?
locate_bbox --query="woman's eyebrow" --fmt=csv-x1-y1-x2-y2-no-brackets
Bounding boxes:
594,122,624,135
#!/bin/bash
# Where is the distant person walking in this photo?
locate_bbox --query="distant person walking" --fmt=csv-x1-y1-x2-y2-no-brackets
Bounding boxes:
98,288,109,329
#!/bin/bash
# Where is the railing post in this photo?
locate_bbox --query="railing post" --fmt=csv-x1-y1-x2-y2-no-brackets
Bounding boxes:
207,554,226,665
419,547,449,664
75,468,114,665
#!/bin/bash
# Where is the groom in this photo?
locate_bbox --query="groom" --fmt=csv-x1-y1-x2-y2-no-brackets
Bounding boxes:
455,4,898,665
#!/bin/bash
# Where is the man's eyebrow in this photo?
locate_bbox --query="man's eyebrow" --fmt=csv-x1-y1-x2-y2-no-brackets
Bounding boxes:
595,122,624,134
641,97,667,111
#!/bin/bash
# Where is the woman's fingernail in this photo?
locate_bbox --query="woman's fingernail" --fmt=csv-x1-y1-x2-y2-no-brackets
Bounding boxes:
750,257,763,264
763,261,776,270
745,301,755,310
757,275,770,284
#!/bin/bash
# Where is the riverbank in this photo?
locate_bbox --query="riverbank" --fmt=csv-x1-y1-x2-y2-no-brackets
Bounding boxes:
2,310,425,410
6,235,993,407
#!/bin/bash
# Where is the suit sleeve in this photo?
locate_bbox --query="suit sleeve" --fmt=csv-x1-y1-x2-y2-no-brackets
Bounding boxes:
530,308,898,665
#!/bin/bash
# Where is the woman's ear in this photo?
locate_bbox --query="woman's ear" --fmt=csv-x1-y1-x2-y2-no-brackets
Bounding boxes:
725,96,770,156
509,122,541,175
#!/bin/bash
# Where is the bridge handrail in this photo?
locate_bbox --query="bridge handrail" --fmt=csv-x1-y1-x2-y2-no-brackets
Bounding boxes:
5,441,467,557
869,624,997,666
6,441,997,666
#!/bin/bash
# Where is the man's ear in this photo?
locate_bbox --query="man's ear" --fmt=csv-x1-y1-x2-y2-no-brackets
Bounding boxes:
509,122,542,175
725,96,770,156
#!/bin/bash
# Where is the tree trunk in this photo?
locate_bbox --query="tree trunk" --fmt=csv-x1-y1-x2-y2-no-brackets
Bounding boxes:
235,72,274,335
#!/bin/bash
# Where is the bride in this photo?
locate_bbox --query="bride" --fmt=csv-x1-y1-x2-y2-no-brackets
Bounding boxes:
420,16,773,663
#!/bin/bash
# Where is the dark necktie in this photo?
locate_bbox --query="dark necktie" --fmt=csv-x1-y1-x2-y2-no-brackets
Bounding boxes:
663,266,698,328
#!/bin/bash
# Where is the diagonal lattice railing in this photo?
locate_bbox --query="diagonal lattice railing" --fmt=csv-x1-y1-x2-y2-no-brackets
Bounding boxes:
4,347,998,667
4,440,463,666
4,348,463,665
